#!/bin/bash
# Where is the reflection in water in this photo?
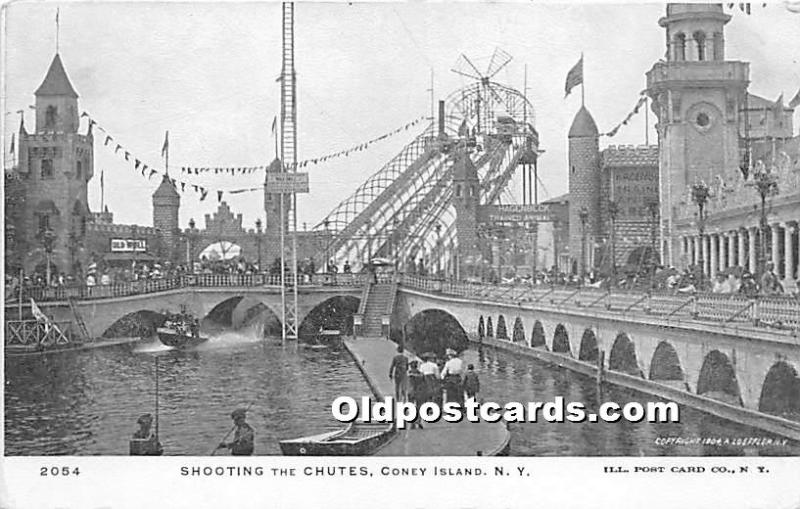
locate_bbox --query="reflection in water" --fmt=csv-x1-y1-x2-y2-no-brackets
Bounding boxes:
5,331,798,456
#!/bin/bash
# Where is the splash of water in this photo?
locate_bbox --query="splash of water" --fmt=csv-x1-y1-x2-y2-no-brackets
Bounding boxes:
133,336,174,354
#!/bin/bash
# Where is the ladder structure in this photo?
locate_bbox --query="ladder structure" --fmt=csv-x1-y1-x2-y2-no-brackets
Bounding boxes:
279,1,299,341
67,296,91,341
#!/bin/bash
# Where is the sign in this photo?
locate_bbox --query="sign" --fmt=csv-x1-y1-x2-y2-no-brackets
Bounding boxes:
265,173,310,194
110,238,147,252
481,204,553,224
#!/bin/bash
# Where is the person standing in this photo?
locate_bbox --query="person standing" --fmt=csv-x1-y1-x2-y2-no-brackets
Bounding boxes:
462,364,480,401
419,353,440,405
388,345,409,402
130,413,163,456
440,348,465,405
407,360,425,429
218,408,254,456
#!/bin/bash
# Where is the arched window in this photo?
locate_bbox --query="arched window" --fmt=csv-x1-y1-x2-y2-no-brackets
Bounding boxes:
76,161,82,179
674,33,686,61
712,32,724,60
45,106,57,129
456,184,462,198
693,31,706,61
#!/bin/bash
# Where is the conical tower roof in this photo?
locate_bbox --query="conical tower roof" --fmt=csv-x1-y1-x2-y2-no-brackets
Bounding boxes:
35,54,78,98
153,174,179,200
568,106,598,138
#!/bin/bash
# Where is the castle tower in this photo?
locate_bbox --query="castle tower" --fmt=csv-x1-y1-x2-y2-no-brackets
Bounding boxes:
646,3,749,266
263,157,287,265
152,174,180,262
452,144,480,278
16,53,94,276
568,106,601,275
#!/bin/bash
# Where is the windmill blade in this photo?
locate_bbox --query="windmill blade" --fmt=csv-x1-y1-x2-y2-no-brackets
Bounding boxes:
451,53,484,80
485,48,513,79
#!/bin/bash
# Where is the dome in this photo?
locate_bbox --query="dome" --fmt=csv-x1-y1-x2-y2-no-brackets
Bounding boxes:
568,106,598,138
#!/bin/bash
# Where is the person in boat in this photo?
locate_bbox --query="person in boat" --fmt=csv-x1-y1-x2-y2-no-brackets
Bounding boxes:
388,345,409,402
440,348,465,405
419,352,440,405
191,318,200,338
130,413,163,455
407,360,425,429
462,364,480,402
218,408,254,456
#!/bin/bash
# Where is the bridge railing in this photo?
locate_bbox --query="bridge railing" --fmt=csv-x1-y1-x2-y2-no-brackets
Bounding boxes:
6,273,368,305
400,275,800,332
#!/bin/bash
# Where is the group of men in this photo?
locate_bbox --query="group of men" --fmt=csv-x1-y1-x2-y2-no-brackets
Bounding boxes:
389,345,480,429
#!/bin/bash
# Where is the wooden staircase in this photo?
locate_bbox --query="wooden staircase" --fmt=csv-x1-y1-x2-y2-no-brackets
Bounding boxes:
358,279,397,338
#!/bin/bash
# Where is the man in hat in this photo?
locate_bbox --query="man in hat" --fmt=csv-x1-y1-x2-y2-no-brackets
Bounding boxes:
218,408,255,456
419,353,440,405
130,413,163,455
440,349,465,405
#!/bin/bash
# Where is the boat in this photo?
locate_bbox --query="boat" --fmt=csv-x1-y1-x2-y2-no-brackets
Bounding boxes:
279,422,396,456
156,314,207,350
298,329,342,350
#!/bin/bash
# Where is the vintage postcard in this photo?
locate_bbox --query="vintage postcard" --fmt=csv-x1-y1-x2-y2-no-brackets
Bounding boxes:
2,1,800,507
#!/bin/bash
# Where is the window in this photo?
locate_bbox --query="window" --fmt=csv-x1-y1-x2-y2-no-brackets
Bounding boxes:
456,184,462,198
38,214,50,233
41,159,54,179
674,33,686,61
696,112,710,127
45,106,57,129
693,31,706,61
713,32,724,60
76,161,82,179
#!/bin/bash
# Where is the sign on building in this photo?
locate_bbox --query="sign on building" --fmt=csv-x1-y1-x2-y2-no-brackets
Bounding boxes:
265,173,310,194
110,238,147,252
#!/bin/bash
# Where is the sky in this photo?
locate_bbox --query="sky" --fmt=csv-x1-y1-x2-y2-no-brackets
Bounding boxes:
2,1,799,232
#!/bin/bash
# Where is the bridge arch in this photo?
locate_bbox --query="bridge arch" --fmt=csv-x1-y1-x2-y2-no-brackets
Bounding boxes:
578,329,599,363
496,315,508,340
101,309,167,338
238,301,282,336
697,350,742,406
477,316,485,340
406,308,469,357
298,295,359,338
609,333,643,377
486,316,494,338
758,361,800,416
530,320,546,348
203,296,246,327
649,341,684,383
512,317,525,343
552,324,572,356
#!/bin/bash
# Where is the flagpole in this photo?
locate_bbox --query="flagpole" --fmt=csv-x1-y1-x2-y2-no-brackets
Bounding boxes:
644,96,649,145
100,170,104,212
56,8,60,54
580,52,585,108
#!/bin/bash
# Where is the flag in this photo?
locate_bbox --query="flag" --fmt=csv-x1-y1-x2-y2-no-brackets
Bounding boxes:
30,298,51,326
9,133,14,155
271,116,277,135
789,88,800,109
564,55,583,98
100,169,104,189
161,130,169,158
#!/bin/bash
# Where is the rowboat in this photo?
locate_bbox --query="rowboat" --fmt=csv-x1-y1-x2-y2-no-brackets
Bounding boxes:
279,422,395,456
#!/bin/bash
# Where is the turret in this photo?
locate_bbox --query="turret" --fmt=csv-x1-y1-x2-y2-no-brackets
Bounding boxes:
35,54,80,134
567,106,601,275
452,143,480,277
152,174,180,261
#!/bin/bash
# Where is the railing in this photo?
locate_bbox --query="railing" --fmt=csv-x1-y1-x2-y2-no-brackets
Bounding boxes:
400,275,800,333
5,320,73,346
5,273,367,305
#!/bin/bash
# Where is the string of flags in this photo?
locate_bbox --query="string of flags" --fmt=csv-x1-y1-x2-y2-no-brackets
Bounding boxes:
81,112,257,202
177,115,427,175
601,93,647,138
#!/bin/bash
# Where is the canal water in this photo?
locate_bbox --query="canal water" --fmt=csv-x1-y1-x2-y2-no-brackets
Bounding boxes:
5,329,798,456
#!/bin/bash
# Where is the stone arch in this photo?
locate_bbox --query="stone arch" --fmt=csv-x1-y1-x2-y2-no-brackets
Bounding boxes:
609,333,643,377
758,361,800,416
697,350,742,406
674,32,686,61
101,309,167,338
649,341,684,382
203,296,245,327
477,316,485,340
693,30,707,61
238,301,282,337
298,295,359,338
486,316,494,338
512,317,525,343
405,308,469,357
578,328,599,363
552,324,571,356
496,315,508,340
530,320,546,348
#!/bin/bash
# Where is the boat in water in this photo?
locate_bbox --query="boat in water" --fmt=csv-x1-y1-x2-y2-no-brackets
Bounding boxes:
156,314,207,350
298,329,342,350
279,422,395,456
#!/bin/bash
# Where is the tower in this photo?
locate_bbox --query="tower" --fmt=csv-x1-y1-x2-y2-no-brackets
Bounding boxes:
452,143,480,278
263,157,285,264
16,53,93,276
152,174,180,262
567,106,601,275
646,3,749,266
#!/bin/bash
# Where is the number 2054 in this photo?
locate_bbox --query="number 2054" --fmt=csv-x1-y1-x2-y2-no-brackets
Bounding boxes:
40,466,80,476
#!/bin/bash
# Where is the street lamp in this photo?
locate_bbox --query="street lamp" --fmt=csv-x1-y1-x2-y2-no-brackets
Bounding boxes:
607,200,619,287
691,181,710,288
579,207,589,278
323,219,331,273
645,198,659,288
746,165,779,277
39,228,57,286
255,218,263,272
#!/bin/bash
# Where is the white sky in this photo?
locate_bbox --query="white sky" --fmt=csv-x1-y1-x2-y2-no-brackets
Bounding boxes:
2,2,799,231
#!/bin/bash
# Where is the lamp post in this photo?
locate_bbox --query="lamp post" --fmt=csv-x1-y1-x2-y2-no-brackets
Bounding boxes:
747,165,778,277
645,198,659,288
323,219,331,272
579,207,589,278
40,228,56,286
691,181,710,288
255,218,263,272
186,218,196,268
607,201,619,287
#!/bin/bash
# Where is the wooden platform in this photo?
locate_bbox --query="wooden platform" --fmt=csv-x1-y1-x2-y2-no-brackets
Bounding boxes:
5,336,141,358
344,337,510,456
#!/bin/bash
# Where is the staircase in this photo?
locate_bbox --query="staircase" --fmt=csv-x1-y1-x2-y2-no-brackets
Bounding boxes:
359,280,397,338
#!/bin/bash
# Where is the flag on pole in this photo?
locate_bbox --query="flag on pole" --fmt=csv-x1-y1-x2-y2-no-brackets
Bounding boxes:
564,55,584,98
30,298,52,330
9,133,14,155
789,88,800,109
161,130,169,158
271,116,277,135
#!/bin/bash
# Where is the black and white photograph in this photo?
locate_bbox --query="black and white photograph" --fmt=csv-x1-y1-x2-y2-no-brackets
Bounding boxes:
2,0,800,506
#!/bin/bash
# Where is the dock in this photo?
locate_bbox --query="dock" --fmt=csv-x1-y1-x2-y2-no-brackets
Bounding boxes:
344,337,510,456
5,336,141,358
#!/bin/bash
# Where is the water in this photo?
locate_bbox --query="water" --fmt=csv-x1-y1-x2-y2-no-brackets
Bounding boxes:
5,330,798,456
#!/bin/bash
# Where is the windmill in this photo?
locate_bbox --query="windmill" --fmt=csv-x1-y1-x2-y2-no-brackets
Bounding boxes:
451,48,513,135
